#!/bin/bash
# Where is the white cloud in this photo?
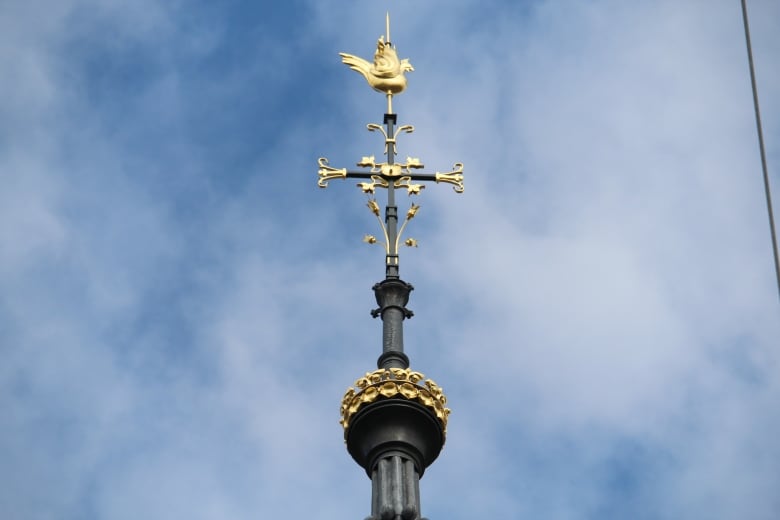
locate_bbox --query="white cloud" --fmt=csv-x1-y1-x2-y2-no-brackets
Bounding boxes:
1,0,778,519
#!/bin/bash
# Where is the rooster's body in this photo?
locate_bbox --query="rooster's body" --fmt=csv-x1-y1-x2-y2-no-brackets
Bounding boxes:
339,37,414,95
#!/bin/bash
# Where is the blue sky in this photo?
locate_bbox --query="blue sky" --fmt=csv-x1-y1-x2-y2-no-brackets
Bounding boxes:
1,1,779,519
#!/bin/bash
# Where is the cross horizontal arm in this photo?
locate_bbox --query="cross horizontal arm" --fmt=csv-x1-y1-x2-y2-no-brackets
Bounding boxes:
343,171,445,180
343,168,464,193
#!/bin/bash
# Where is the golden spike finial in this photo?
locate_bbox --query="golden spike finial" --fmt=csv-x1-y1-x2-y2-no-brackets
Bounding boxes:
386,12,391,44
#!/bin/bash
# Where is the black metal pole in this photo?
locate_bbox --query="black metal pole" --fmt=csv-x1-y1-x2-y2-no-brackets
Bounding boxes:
741,0,780,302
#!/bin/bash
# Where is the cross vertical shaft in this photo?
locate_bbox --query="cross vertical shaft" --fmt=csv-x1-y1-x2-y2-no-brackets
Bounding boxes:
385,113,400,280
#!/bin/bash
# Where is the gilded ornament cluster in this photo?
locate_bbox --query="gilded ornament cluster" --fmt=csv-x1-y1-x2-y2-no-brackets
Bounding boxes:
340,368,450,435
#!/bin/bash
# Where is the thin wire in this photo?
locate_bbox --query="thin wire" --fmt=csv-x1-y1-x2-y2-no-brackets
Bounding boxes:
740,0,780,301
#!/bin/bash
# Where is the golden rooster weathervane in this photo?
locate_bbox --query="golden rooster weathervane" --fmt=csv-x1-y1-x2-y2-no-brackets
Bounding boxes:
318,12,464,280
339,13,413,113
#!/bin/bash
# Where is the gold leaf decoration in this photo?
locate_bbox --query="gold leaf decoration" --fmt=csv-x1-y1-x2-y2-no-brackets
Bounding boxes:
339,368,450,437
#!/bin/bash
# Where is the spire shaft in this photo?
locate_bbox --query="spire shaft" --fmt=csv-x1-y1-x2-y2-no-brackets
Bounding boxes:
321,15,458,519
